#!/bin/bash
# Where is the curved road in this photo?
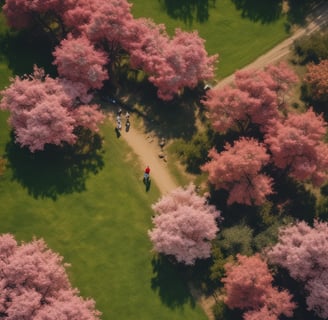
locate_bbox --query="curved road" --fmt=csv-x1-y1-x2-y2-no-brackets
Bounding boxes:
215,2,328,89
113,6,328,317
119,2,328,197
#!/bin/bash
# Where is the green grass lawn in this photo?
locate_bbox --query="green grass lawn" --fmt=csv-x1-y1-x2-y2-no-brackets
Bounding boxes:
0,1,296,318
0,111,207,320
0,13,12,89
0,11,207,320
131,0,290,78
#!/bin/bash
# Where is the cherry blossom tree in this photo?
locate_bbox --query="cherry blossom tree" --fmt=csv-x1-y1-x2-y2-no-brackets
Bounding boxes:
305,272,328,319
222,254,295,320
82,0,133,43
76,0,135,64
62,0,97,33
267,220,328,319
63,0,147,67
203,63,297,133
4,0,217,101
0,233,101,319
2,0,74,37
53,34,109,90
202,138,273,206
243,306,277,320
0,66,104,152
305,59,328,102
202,86,257,133
235,62,297,110
223,254,273,310
265,108,328,186
148,29,218,101
71,104,105,133
127,18,169,73
148,183,220,265
264,62,299,103
267,220,328,282
128,20,217,100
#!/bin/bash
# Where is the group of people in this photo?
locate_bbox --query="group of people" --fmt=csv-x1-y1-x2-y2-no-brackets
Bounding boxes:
116,108,130,132
115,107,151,186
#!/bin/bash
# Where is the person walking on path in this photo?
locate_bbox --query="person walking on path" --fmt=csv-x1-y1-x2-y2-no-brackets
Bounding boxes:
143,165,150,180
125,119,130,132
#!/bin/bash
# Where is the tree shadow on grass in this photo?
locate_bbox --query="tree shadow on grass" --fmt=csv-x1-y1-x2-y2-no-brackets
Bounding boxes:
151,255,196,309
270,171,316,223
113,73,199,141
159,0,214,26
287,0,324,26
231,0,283,23
4,130,104,200
274,267,322,320
0,28,57,78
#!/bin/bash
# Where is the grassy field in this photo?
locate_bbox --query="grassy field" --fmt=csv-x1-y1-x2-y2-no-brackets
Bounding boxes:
0,14,207,317
0,111,207,320
0,1,295,318
0,13,12,89
131,0,290,78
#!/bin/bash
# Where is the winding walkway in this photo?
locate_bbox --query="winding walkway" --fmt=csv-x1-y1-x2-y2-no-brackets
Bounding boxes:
117,2,328,197
109,4,328,318
120,125,178,194
216,2,328,89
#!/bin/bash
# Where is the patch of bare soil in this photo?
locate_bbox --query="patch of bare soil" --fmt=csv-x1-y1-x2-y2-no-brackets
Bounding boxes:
107,108,178,195
188,283,217,320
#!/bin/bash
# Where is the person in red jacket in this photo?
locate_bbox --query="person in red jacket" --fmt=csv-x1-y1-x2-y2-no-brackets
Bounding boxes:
144,165,150,181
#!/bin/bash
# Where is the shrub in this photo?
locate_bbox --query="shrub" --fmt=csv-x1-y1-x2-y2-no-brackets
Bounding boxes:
0,158,6,176
293,30,328,64
172,128,214,173
210,224,254,281
212,300,242,320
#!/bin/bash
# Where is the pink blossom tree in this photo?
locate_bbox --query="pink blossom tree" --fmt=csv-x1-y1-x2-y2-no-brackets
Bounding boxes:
265,108,328,187
148,29,218,101
127,18,169,74
203,63,297,133
202,138,273,206
53,34,109,90
71,104,105,133
127,20,217,100
77,0,135,64
2,0,74,37
0,66,104,152
0,233,101,319
202,86,258,133
267,220,328,318
3,0,217,101
62,0,97,33
148,183,220,265
243,306,277,320
235,62,298,110
264,62,299,103
267,220,328,282
305,272,328,319
305,59,328,102
222,254,295,320
82,0,133,44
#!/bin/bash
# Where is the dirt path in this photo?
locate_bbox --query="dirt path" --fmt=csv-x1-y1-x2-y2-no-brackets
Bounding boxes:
115,2,328,197
215,2,328,89
120,126,178,194
108,111,178,195
107,4,328,318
